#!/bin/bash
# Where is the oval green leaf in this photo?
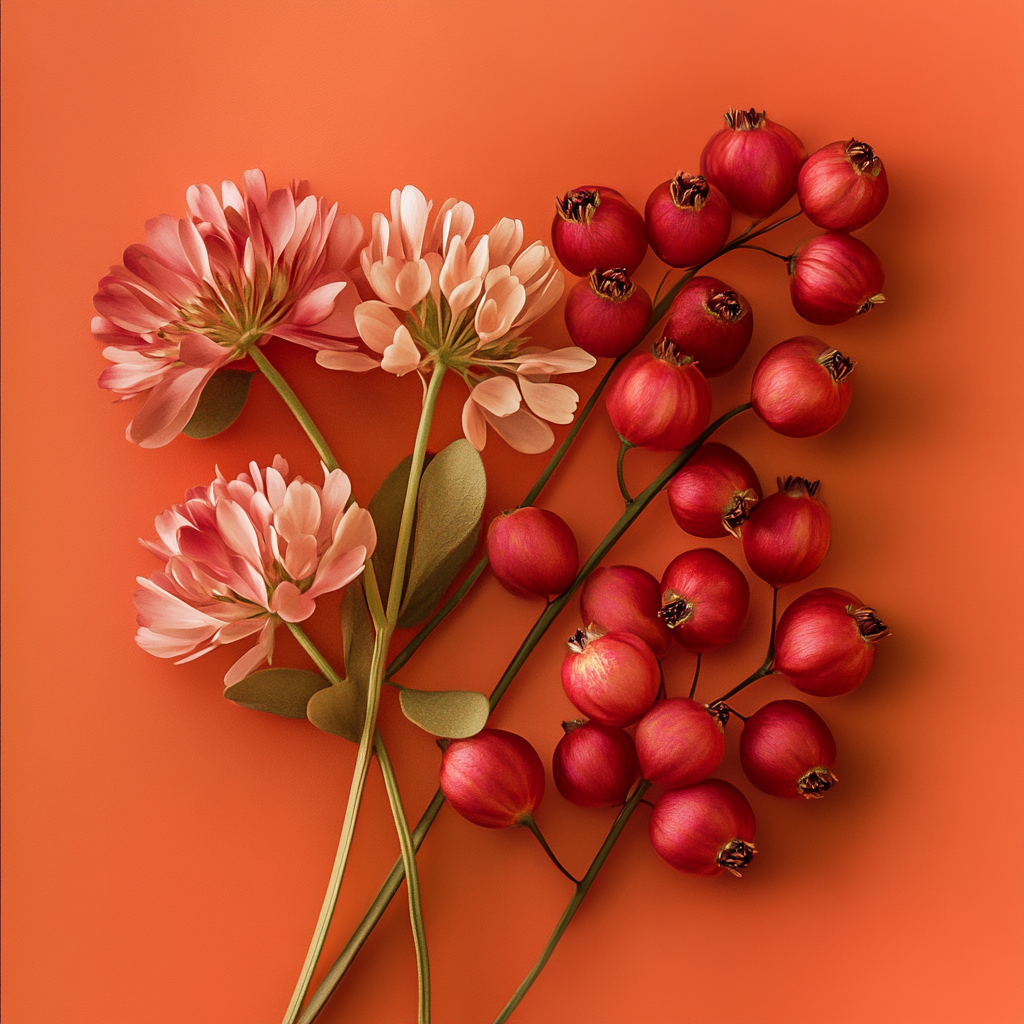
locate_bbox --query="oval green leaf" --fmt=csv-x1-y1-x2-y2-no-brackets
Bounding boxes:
398,687,490,739
183,369,253,439
398,439,486,628
224,667,329,718
306,678,365,743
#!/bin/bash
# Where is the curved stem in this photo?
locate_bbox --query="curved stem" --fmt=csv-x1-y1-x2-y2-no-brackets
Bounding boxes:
616,439,634,505
710,586,779,705
734,244,791,261
493,783,651,1023
522,816,580,885
688,653,702,700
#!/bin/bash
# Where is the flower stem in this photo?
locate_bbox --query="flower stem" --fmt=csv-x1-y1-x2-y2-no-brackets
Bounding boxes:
616,439,634,505
297,402,753,1023
492,782,652,1023
522,815,580,885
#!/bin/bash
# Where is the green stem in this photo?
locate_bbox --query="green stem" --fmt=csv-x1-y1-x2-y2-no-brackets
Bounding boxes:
688,653,702,700
710,586,779,705
297,402,753,1023
734,244,791,261
493,782,652,1023
615,438,634,505
522,815,580,885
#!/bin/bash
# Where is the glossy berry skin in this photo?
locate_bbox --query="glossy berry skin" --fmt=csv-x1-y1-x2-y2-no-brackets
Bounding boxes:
775,587,889,696
667,443,761,539
552,721,641,809
740,700,838,799
561,629,661,727
649,780,757,876
751,337,854,438
798,139,888,232
606,341,712,451
663,276,754,377
742,478,831,588
789,232,885,326
552,185,648,276
700,108,806,219
660,548,750,652
580,564,672,658
564,268,652,358
440,729,545,829
487,507,578,598
645,173,732,268
635,698,725,789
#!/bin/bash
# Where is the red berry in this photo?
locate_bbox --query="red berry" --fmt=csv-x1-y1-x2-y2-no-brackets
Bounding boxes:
552,186,648,276
798,139,888,232
774,587,889,696
740,699,838,799
742,477,831,588
667,442,762,539
487,507,578,598
579,564,672,658
660,548,750,652
645,173,732,268
440,729,545,829
700,108,806,219
751,337,854,438
649,779,757,876
561,627,660,727
605,340,712,451
564,268,652,358
635,698,725,789
662,276,754,377
789,232,885,326
552,720,641,809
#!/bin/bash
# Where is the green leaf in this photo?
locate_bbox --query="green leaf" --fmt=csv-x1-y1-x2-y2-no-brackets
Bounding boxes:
341,578,375,689
182,369,253,439
398,439,486,628
368,455,416,602
224,667,329,718
306,678,366,743
398,687,490,738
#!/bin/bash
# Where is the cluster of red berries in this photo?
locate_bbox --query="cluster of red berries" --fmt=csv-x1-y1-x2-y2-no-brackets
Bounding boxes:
438,108,890,882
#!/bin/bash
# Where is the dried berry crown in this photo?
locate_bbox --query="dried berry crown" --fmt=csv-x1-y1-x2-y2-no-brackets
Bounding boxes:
653,337,694,367
725,108,767,131
717,838,757,876
590,267,635,302
818,349,855,382
846,139,881,175
556,188,600,223
849,605,890,643
777,475,820,498
706,291,744,322
669,172,710,210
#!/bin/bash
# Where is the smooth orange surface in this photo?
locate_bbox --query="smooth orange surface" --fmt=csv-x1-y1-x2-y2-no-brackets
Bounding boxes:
3,2,1023,1022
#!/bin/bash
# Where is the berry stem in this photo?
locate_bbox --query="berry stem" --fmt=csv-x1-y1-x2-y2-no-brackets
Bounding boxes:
734,244,792,262
688,653,703,700
522,815,581,885
710,587,780,705
616,438,634,505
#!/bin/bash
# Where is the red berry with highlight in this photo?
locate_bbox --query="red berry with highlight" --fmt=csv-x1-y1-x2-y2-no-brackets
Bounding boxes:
667,443,761,539
564,268,652,358
798,139,889,232
635,698,725,789
487,507,578,598
552,720,641,809
580,565,672,658
440,729,545,829
645,172,732,268
775,587,890,696
552,186,648,276
740,700,838,799
605,340,712,451
700,108,806,219
742,477,831,588
752,337,854,438
789,232,885,326
561,627,660,727
662,276,754,377
659,548,750,652
649,780,757,877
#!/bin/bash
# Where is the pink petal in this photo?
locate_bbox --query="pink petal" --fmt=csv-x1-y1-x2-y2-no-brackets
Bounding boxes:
269,581,316,623
516,346,597,376
243,169,269,212
215,500,263,566
470,375,521,417
282,533,319,581
178,217,213,283
306,546,367,600
223,619,277,685
315,351,381,372
380,325,421,376
144,214,194,276
462,393,488,450
288,281,347,326
263,188,297,261
517,378,579,424
186,183,229,235
354,301,402,354
129,366,216,448
483,406,555,454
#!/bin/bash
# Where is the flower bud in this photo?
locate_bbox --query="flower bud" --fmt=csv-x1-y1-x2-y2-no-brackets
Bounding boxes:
740,699,838,799
774,587,889,696
660,548,750,652
564,269,652,358
552,186,648,276
645,173,732,268
440,729,545,828
605,340,712,451
579,564,672,658
561,627,660,727
751,337,854,438
789,232,885,326
552,720,641,808
662,276,754,377
487,507,578,598
635,698,725,789
798,139,888,232
649,780,757,876
742,477,831,588
667,442,761,539
700,108,806,219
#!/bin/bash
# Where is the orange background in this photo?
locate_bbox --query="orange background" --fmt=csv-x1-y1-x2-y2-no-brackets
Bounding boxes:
3,2,1023,1022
